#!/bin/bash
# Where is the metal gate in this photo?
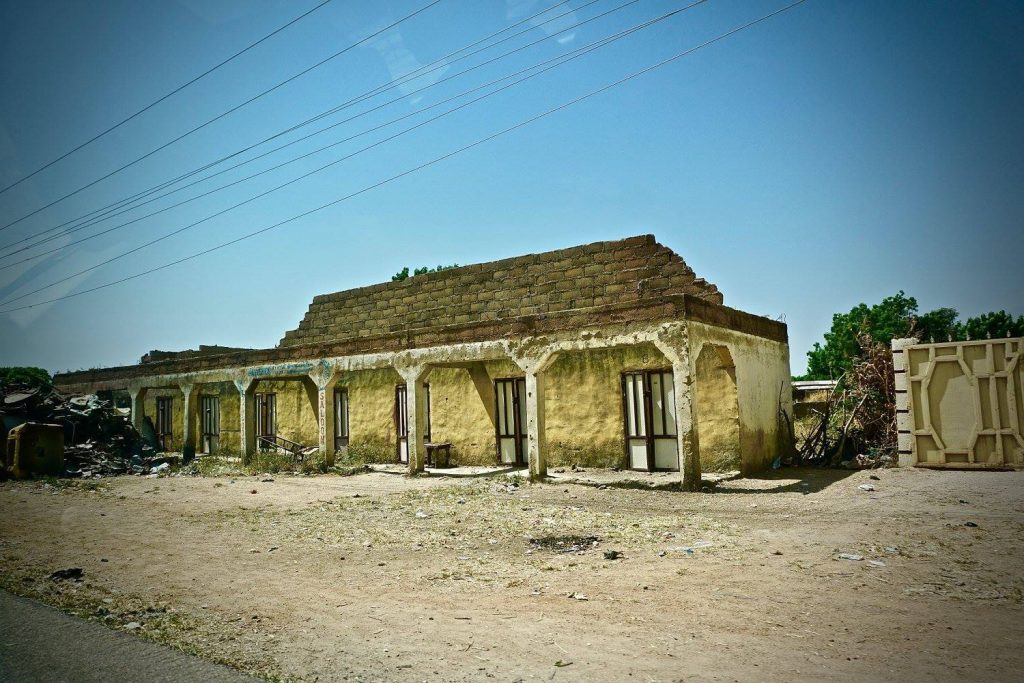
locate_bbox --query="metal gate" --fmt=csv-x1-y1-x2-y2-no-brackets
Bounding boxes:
201,395,220,454
494,378,527,466
621,370,679,471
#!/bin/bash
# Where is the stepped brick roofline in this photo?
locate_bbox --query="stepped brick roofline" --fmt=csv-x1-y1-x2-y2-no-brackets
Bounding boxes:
53,236,788,390
279,235,723,348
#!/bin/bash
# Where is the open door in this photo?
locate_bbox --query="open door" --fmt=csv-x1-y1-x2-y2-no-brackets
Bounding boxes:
621,370,679,471
395,383,430,464
494,378,527,466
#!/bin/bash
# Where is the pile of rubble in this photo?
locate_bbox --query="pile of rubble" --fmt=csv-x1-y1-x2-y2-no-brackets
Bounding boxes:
2,384,164,477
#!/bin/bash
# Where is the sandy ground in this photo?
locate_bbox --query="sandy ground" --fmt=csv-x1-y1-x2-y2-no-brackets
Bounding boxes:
0,466,1022,682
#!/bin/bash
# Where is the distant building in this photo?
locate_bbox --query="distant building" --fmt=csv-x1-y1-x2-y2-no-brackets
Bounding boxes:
791,379,838,418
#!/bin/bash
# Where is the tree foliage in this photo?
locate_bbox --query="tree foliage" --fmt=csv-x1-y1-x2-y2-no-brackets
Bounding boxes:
0,366,52,388
391,263,460,282
801,292,1024,380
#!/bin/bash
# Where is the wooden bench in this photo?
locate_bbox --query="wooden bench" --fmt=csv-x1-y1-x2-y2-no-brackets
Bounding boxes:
425,442,453,468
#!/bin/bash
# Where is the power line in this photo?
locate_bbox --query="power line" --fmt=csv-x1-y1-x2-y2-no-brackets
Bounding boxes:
1,0,633,262
0,0,336,198
0,0,598,253
0,2,695,270
0,0,809,315
0,0,442,233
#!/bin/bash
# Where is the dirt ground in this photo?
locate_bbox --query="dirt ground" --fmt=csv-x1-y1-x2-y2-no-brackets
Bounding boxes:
1,466,1022,682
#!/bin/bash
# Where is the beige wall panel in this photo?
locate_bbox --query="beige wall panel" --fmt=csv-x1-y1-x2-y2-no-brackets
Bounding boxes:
903,338,1023,468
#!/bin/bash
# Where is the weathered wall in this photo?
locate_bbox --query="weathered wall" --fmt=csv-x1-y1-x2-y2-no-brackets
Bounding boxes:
288,346,681,468
251,379,319,446
142,387,184,452
343,367,402,463
200,382,240,454
545,345,670,468
693,345,741,472
896,337,1023,468
688,322,793,474
428,363,509,464
131,326,790,473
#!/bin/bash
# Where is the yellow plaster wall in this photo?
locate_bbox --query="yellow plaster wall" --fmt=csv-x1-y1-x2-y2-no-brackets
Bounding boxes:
688,322,793,474
166,328,790,472
199,382,239,454
143,388,184,452
545,345,671,467
341,367,403,463
251,379,319,446
693,346,741,472
325,348,674,468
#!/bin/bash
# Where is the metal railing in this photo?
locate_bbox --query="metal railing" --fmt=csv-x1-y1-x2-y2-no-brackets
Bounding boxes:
257,434,306,461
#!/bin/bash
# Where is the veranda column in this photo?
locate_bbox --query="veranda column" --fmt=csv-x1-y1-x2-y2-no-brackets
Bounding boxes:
180,382,198,463
398,365,431,475
655,326,702,492
309,369,339,467
128,385,147,434
234,377,256,464
512,350,558,481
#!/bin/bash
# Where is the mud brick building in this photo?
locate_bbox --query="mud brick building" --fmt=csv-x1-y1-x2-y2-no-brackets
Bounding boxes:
53,235,793,488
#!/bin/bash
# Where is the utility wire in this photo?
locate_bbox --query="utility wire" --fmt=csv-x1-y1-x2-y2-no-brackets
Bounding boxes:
0,0,442,233
1,0,636,262
0,3,697,270
0,0,809,315
0,0,336,198
0,0,596,253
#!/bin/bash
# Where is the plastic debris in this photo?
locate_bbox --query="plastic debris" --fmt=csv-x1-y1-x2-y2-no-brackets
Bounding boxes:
837,553,864,561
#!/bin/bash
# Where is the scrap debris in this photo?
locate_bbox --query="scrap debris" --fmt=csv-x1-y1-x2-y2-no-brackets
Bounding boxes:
1,383,158,478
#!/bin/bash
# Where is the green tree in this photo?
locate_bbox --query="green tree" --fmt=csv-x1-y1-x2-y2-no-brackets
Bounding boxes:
391,263,459,281
915,307,961,342
961,310,1024,340
802,293,1024,380
804,291,920,380
0,366,52,388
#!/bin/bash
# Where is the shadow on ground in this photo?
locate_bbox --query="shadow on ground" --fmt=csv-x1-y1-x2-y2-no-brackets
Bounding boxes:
556,466,858,495
704,467,857,494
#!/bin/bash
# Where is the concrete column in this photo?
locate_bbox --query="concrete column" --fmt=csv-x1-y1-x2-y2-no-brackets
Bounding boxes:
655,327,702,492
234,378,256,464
309,372,339,467
891,337,919,467
129,386,147,434
669,358,702,491
512,351,557,481
524,370,548,480
398,365,431,475
180,383,198,463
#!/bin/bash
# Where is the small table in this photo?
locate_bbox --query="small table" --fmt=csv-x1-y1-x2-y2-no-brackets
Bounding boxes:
425,442,453,468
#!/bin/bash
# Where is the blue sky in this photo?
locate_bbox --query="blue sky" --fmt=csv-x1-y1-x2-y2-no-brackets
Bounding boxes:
0,0,1021,375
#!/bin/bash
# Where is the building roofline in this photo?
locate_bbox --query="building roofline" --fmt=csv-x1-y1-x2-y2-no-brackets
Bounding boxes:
53,294,786,389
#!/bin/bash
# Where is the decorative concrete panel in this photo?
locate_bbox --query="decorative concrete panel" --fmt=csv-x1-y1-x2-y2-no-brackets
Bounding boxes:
898,337,1023,468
